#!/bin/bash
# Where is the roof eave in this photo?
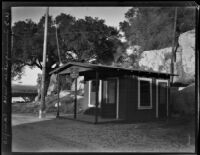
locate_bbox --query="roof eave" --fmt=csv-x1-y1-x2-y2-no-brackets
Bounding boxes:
49,62,179,77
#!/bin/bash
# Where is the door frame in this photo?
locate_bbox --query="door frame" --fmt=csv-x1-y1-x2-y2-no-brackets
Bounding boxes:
137,77,153,110
101,77,119,119
156,79,169,118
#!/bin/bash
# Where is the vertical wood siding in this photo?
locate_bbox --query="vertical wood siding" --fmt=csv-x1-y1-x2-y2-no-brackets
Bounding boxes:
119,76,159,122
118,77,128,119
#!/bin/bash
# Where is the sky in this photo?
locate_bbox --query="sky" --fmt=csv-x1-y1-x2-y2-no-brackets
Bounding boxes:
11,7,131,86
12,67,42,85
12,7,131,28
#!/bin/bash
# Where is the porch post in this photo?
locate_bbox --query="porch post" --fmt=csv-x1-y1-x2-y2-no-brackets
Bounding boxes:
74,78,77,119
95,70,99,124
168,78,171,119
56,74,60,118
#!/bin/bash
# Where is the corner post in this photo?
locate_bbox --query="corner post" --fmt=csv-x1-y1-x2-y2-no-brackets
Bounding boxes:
56,74,60,118
168,78,171,119
74,78,77,119
95,70,99,124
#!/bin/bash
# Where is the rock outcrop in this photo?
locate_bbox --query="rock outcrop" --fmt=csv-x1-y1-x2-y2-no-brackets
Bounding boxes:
34,74,42,102
174,29,195,84
138,47,172,73
46,74,84,96
138,29,195,84
71,76,84,94
47,74,58,96
170,83,195,115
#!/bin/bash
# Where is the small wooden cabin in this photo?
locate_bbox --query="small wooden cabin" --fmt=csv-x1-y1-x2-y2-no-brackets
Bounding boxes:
50,62,177,123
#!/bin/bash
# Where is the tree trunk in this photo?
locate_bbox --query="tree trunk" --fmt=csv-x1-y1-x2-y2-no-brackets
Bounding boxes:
35,68,52,102
44,70,51,97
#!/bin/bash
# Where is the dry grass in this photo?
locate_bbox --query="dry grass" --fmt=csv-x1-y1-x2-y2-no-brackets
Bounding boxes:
12,113,195,152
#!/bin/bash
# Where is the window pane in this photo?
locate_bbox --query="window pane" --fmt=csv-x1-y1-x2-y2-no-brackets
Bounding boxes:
91,81,96,92
140,80,151,106
102,81,107,103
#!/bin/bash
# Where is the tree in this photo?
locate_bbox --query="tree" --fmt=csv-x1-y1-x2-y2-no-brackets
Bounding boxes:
12,17,58,96
12,14,124,97
55,14,123,65
120,7,195,51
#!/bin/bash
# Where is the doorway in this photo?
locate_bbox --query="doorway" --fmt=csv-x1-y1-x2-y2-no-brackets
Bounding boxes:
156,80,168,119
101,79,117,118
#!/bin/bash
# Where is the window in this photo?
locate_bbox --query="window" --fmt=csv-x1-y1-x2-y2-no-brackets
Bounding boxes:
102,79,116,104
138,77,152,109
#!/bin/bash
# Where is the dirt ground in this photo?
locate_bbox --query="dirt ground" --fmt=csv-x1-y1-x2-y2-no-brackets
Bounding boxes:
12,113,195,152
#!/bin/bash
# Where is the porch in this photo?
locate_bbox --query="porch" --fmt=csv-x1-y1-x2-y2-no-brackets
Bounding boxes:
59,113,125,124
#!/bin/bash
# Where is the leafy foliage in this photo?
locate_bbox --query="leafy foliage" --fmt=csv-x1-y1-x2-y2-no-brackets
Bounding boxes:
120,7,195,51
55,14,123,64
12,13,125,96
12,14,124,77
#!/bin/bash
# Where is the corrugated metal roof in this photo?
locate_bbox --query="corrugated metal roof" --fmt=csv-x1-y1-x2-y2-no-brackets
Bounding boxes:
49,62,178,76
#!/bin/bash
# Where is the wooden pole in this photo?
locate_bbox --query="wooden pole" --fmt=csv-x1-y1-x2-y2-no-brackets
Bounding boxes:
170,7,177,84
39,7,49,118
95,71,99,124
55,22,62,64
168,79,170,119
195,8,199,152
74,78,77,119
56,74,60,118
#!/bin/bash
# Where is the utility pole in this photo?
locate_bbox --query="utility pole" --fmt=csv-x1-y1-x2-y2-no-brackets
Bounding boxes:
39,7,49,118
170,7,178,84
55,21,62,65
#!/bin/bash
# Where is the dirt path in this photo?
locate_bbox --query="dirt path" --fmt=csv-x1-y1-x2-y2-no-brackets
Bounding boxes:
12,113,56,126
12,113,195,152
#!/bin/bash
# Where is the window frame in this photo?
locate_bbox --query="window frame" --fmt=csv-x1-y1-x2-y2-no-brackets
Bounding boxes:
138,77,153,110
156,79,169,118
88,80,102,108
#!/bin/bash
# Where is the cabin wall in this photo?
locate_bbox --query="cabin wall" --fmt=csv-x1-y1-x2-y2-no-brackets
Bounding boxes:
127,77,157,122
119,76,158,122
84,76,169,121
118,77,128,120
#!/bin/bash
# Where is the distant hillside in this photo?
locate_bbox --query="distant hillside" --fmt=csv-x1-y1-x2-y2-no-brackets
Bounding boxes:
12,84,37,93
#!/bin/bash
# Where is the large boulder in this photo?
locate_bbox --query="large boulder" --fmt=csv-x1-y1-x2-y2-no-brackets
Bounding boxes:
71,76,84,95
47,74,84,97
174,29,195,84
47,74,57,96
171,83,195,115
34,74,42,102
138,29,195,85
138,47,172,73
